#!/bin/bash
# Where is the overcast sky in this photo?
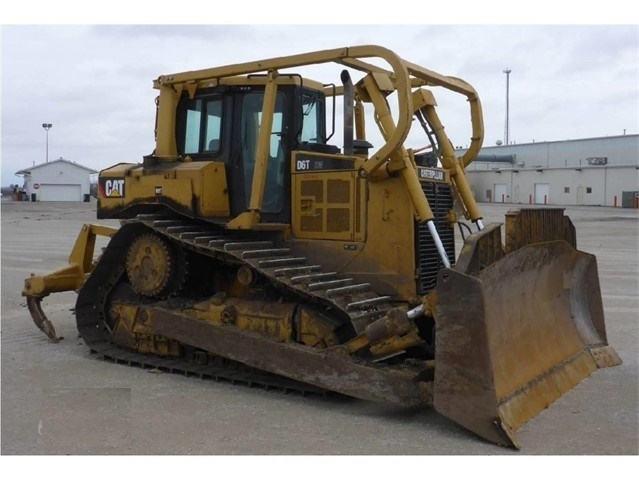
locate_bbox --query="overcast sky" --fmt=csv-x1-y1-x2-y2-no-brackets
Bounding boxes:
1,19,637,185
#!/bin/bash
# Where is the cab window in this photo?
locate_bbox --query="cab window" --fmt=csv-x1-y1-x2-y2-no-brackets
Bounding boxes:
300,94,322,143
183,97,223,154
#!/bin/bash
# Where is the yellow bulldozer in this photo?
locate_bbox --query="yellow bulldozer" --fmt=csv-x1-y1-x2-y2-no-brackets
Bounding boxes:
22,45,621,448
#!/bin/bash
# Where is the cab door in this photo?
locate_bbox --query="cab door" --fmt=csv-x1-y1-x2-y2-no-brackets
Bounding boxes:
232,90,289,222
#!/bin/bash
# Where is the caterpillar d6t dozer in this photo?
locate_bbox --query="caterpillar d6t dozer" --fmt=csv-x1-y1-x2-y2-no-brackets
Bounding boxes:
23,45,621,448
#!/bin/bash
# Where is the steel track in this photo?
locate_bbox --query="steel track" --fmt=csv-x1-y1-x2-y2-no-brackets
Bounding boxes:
74,214,395,396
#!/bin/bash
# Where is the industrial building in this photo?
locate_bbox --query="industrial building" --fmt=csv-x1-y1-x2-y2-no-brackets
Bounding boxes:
459,134,639,207
15,158,97,202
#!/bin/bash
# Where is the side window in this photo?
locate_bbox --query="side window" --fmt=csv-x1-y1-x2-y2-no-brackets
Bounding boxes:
183,97,223,155
184,100,203,154
300,95,321,143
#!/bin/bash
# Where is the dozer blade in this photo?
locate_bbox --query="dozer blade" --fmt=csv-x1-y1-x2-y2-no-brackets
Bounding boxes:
433,240,621,448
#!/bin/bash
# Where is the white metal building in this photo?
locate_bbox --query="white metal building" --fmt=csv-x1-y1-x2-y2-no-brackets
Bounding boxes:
15,158,97,202
458,134,639,207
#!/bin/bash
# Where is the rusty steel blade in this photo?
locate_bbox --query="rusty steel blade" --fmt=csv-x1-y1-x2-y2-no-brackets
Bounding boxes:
433,241,621,448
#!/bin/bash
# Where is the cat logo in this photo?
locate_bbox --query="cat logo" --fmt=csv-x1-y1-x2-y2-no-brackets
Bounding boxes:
100,178,126,198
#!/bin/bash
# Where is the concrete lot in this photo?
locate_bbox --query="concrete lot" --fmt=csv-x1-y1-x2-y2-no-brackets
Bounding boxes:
1,198,637,457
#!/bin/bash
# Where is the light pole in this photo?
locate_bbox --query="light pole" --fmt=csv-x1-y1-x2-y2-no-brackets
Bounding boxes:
503,69,511,145
42,123,53,163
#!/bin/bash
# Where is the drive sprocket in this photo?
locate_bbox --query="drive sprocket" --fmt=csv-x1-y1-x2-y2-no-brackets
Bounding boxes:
125,233,185,298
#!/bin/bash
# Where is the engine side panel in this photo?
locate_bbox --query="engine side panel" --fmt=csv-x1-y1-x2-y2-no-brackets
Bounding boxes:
97,161,230,219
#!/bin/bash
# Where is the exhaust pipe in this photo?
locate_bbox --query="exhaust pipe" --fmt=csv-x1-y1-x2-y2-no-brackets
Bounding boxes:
341,70,354,156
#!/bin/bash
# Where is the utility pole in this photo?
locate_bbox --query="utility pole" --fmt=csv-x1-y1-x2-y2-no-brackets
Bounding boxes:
42,123,53,163
503,69,511,145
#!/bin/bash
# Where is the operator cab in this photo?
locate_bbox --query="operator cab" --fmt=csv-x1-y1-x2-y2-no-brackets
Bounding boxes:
174,76,330,223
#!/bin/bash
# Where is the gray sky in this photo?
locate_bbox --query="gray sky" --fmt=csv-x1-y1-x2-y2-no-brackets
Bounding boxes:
1,20,637,185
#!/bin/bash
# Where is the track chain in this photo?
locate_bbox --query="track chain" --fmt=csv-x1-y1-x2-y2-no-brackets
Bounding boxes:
75,214,395,396
136,214,394,333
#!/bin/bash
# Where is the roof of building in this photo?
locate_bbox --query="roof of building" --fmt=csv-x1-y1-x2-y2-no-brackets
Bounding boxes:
15,158,98,175
456,133,638,152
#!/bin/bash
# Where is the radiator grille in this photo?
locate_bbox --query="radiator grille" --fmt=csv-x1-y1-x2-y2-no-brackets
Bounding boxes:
326,208,350,232
301,210,323,232
327,179,350,203
415,183,455,295
301,180,323,202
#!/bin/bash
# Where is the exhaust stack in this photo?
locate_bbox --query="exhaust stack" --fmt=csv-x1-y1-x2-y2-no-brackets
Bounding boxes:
341,69,354,156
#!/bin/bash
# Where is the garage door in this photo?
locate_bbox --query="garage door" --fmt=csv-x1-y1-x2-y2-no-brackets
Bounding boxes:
38,184,82,202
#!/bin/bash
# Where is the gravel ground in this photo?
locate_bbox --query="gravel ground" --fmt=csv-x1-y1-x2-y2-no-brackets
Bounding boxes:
1,198,637,474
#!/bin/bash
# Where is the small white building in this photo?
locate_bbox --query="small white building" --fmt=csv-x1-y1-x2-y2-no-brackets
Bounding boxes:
15,158,97,202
